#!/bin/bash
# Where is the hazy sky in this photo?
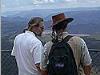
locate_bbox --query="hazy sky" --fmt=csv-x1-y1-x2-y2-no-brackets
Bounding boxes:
1,0,100,13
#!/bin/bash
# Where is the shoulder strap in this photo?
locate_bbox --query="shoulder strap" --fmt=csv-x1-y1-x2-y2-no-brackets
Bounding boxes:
64,35,78,73
49,35,73,58
63,35,73,42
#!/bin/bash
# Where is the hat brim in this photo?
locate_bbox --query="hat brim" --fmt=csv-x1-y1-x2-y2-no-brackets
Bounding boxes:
52,18,74,27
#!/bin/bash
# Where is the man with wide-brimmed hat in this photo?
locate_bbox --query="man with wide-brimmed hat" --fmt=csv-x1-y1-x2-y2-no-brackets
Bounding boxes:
40,13,92,75
11,17,44,75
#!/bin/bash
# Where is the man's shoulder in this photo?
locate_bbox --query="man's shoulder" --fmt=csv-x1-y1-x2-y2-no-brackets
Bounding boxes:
70,36,84,42
15,33,24,39
68,36,86,45
44,41,53,47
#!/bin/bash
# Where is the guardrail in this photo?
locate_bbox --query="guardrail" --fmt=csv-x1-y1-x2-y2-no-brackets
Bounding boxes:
1,49,100,75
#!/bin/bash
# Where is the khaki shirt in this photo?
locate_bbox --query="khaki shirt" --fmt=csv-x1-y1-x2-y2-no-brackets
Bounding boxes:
40,32,92,75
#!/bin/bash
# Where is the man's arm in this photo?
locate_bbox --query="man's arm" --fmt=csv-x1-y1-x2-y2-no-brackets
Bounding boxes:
83,65,92,75
80,38,92,75
40,42,52,75
33,41,44,74
11,37,17,56
41,70,48,75
35,62,48,75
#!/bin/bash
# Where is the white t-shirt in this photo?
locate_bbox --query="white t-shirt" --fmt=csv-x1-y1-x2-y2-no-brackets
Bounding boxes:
11,31,43,75
40,33,92,75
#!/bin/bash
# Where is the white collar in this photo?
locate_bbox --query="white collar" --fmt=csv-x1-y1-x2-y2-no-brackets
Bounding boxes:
25,31,36,36
63,32,69,39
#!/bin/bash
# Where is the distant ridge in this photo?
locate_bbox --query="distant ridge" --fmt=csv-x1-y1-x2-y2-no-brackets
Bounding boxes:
1,7,100,50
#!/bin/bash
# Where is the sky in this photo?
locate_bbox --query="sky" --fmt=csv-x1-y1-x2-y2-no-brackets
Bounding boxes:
1,0,100,13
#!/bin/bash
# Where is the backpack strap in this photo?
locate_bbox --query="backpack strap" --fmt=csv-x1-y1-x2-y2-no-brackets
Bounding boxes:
49,35,73,59
63,35,78,73
63,35,73,42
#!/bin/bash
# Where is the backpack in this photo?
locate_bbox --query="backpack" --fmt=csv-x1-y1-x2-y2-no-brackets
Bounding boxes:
47,35,78,75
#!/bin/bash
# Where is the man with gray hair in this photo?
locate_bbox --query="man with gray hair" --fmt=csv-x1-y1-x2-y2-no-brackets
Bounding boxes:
11,17,44,75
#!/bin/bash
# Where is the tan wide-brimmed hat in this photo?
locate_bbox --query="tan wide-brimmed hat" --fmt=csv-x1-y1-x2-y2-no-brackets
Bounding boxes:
52,13,73,28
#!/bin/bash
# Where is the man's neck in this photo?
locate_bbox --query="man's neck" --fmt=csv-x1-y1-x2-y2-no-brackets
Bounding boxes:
56,32,69,39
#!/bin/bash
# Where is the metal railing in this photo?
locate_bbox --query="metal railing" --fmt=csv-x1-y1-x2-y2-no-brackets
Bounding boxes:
1,50,18,75
1,49,100,75
89,49,100,75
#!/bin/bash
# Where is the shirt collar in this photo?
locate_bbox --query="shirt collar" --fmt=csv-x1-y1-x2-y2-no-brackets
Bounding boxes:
25,30,36,36
56,32,69,41
63,32,69,39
